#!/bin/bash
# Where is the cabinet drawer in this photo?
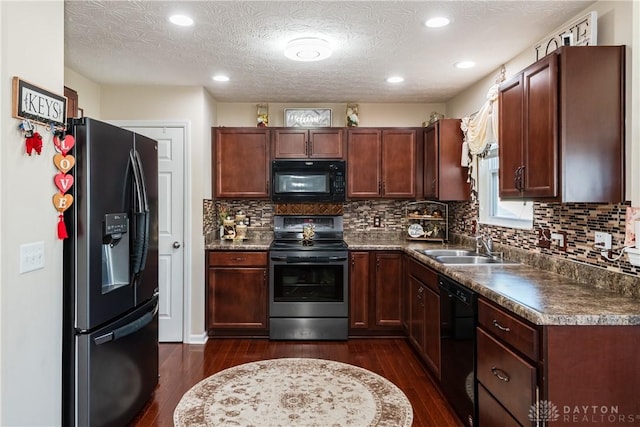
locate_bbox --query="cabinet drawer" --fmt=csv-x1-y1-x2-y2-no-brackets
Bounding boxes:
208,251,267,267
407,259,438,292
478,383,521,427
477,328,536,427
478,298,538,360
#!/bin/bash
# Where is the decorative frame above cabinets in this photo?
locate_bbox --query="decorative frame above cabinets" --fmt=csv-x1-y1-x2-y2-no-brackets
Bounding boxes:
284,108,332,128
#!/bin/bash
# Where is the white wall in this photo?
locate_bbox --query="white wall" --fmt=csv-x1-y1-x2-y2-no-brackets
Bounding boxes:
1,1,64,425
64,67,102,119
100,85,214,340
217,101,447,127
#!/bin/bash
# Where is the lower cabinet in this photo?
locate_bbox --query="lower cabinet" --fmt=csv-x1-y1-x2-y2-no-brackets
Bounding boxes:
206,251,268,335
476,298,539,427
407,258,440,377
349,251,403,334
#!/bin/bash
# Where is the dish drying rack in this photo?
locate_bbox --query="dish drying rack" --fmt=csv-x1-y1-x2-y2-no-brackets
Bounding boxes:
404,201,448,242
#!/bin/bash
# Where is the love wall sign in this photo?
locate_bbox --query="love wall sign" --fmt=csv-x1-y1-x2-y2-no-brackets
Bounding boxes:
52,134,75,239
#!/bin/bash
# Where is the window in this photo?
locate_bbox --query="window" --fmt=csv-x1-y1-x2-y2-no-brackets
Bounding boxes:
478,144,533,229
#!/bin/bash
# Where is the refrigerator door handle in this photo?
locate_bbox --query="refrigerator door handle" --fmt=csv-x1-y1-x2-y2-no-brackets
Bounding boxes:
133,149,150,269
93,302,158,346
129,149,150,276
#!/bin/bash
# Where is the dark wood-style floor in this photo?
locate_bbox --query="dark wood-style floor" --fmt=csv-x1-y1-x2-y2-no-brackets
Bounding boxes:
129,338,461,427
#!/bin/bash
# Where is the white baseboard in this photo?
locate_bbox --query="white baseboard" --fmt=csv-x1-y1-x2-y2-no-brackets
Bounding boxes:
186,331,208,345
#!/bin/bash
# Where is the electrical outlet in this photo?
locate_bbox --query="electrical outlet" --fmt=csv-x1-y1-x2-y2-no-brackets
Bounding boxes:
20,241,45,274
373,216,381,227
538,228,551,249
594,232,612,250
551,231,568,251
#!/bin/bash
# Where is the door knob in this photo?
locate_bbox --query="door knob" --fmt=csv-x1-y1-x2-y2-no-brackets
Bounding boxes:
173,241,181,249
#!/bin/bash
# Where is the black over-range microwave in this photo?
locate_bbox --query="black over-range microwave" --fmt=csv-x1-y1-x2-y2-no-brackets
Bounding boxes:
271,160,346,203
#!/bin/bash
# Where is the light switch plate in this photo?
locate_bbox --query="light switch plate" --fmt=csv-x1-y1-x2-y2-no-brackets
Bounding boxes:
20,241,45,274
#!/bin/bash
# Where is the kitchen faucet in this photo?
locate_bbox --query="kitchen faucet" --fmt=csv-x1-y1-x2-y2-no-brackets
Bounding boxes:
476,234,493,255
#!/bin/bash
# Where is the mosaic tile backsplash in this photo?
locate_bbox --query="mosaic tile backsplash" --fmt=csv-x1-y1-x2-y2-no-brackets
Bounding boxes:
203,198,640,291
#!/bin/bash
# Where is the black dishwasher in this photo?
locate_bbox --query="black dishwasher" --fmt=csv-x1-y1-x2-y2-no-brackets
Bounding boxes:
439,275,477,427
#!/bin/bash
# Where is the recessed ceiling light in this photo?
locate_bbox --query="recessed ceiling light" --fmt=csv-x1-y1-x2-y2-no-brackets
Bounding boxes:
169,14,194,27
284,38,332,62
212,75,230,82
455,60,476,69
425,17,450,28
386,76,404,83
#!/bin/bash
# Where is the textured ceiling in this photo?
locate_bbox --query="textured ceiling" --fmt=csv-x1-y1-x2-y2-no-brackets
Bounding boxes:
64,1,594,103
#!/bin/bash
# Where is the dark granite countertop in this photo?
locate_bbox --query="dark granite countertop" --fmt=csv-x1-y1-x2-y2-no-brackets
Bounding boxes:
205,235,640,326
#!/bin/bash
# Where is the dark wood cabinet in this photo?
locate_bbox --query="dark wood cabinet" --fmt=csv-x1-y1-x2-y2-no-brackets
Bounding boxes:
206,251,268,335
347,128,418,198
272,128,345,159
477,295,640,427
499,46,625,202
349,251,370,329
476,298,539,427
212,128,270,199
407,258,440,376
349,251,403,335
64,86,79,118
423,119,470,201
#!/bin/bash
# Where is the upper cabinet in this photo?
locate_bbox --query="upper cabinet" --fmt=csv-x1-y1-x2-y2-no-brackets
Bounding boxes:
423,119,470,201
347,128,418,199
272,128,345,159
499,46,625,202
212,127,270,199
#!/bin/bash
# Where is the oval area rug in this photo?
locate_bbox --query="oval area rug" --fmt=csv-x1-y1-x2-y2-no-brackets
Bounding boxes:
173,358,413,427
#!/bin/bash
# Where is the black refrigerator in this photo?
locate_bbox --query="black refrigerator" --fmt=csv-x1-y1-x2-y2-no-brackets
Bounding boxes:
62,118,159,427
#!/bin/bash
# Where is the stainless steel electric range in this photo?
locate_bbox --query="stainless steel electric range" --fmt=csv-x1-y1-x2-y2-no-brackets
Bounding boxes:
268,215,348,340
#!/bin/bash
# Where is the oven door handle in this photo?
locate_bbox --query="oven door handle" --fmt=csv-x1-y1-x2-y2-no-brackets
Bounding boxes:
277,256,347,263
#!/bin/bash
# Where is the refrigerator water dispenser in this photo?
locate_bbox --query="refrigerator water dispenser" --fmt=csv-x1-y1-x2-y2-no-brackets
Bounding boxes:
102,213,130,293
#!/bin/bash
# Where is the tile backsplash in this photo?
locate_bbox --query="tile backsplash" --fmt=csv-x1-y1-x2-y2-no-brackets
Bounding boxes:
203,198,640,289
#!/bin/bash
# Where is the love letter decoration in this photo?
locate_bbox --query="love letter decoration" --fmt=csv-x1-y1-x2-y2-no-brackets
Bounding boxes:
52,134,75,239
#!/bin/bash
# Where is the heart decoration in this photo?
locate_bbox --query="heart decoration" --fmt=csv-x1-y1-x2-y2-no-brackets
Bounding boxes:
53,153,75,173
54,172,74,194
53,134,75,155
53,193,74,212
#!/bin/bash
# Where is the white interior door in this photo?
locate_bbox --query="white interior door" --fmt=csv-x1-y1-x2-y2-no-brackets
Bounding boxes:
120,124,185,342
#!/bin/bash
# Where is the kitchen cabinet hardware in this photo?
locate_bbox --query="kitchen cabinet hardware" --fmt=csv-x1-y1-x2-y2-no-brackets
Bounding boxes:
491,367,511,382
492,319,511,332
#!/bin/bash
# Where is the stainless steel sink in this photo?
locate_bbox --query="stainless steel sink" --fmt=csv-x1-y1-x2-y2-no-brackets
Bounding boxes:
433,255,504,264
419,249,518,265
421,249,479,257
